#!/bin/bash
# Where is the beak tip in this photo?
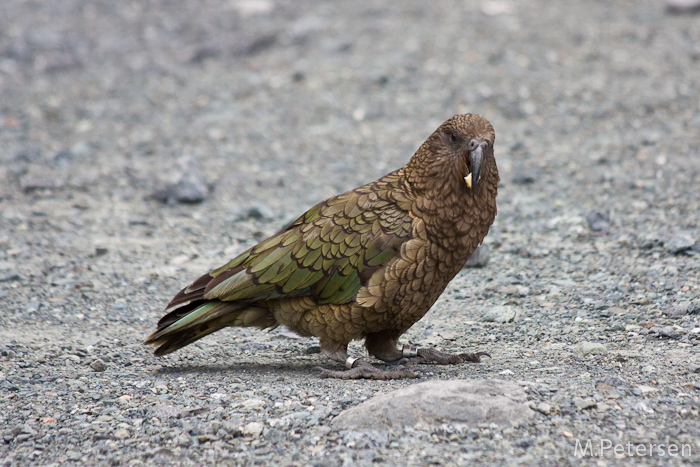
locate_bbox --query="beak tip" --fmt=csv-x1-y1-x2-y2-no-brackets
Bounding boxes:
468,145,484,196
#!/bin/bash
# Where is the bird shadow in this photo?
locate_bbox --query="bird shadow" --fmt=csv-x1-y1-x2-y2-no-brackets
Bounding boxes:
152,360,333,378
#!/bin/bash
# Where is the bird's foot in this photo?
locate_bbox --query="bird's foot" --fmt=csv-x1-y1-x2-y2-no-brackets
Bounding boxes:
314,358,418,380
398,345,490,365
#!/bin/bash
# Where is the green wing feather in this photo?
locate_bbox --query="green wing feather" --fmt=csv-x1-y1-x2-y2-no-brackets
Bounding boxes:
202,175,412,306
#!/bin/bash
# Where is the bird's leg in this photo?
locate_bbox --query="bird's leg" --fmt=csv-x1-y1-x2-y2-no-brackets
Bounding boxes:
314,339,417,380
365,331,489,366
364,331,403,362
376,344,490,365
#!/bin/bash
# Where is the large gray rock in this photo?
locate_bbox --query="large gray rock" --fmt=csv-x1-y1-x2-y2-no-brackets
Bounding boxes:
332,379,534,430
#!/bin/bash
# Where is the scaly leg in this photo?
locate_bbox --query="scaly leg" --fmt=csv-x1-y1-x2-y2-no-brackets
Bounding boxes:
365,331,489,366
314,338,417,380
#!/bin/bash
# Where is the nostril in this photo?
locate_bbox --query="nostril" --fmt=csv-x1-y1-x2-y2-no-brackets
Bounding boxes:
480,141,488,151
469,139,479,150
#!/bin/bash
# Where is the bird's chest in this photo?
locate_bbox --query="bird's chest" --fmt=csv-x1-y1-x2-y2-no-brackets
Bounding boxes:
381,239,466,331
385,214,491,330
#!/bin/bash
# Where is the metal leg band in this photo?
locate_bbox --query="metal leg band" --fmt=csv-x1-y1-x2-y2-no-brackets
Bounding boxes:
402,344,418,358
345,356,359,369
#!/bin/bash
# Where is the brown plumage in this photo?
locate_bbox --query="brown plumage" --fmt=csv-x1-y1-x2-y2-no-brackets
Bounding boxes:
145,114,499,379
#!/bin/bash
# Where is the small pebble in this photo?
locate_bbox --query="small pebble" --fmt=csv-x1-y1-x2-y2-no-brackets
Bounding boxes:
649,326,681,339
667,0,700,13
231,202,276,221
90,359,107,372
511,173,536,185
573,342,607,357
481,306,516,323
152,163,209,205
586,210,610,232
0,272,22,282
464,244,490,268
574,398,597,411
666,230,696,254
243,421,264,438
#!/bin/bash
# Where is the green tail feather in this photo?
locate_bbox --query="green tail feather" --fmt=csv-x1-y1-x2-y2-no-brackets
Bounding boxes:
145,301,278,356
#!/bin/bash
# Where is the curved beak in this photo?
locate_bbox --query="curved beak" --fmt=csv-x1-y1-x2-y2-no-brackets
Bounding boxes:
464,145,483,195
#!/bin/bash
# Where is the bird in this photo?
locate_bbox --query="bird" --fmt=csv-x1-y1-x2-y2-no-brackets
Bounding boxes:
144,114,499,379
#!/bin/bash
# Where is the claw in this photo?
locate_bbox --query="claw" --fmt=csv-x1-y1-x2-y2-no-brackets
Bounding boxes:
413,347,491,365
458,351,491,363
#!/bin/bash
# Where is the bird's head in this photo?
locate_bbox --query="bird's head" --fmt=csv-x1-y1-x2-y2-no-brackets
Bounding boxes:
410,114,497,197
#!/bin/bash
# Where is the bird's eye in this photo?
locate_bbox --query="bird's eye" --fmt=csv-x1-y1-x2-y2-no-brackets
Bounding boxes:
450,131,458,142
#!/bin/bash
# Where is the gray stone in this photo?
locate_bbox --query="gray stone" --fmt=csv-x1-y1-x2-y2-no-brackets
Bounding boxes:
667,0,700,13
666,230,696,254
649,326,681,339
152,159,209,204
172,171,209,203
148,404,181,420
637,231,664,249
573,342,607,357
176,434,192,447
231,202,276,221
464,244,490,268
481,305,516,323
154,173,208,204
0,271,21,283
242,421,264,438
90,359,107,372
511,172,536,185
499,285,530,296
665,305,688,319
586,210,610,232
574,398,597,410
341,430,388,449
331,379,534,430
20,164,65,192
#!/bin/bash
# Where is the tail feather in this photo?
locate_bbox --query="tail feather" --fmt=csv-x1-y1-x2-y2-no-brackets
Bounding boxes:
144,300,278,356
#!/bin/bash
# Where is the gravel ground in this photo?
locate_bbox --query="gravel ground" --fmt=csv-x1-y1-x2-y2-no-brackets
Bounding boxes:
2,0,700,465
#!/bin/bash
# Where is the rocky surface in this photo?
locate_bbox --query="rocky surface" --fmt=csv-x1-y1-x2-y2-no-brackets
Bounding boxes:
1,0,700,465
331,380,534,430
